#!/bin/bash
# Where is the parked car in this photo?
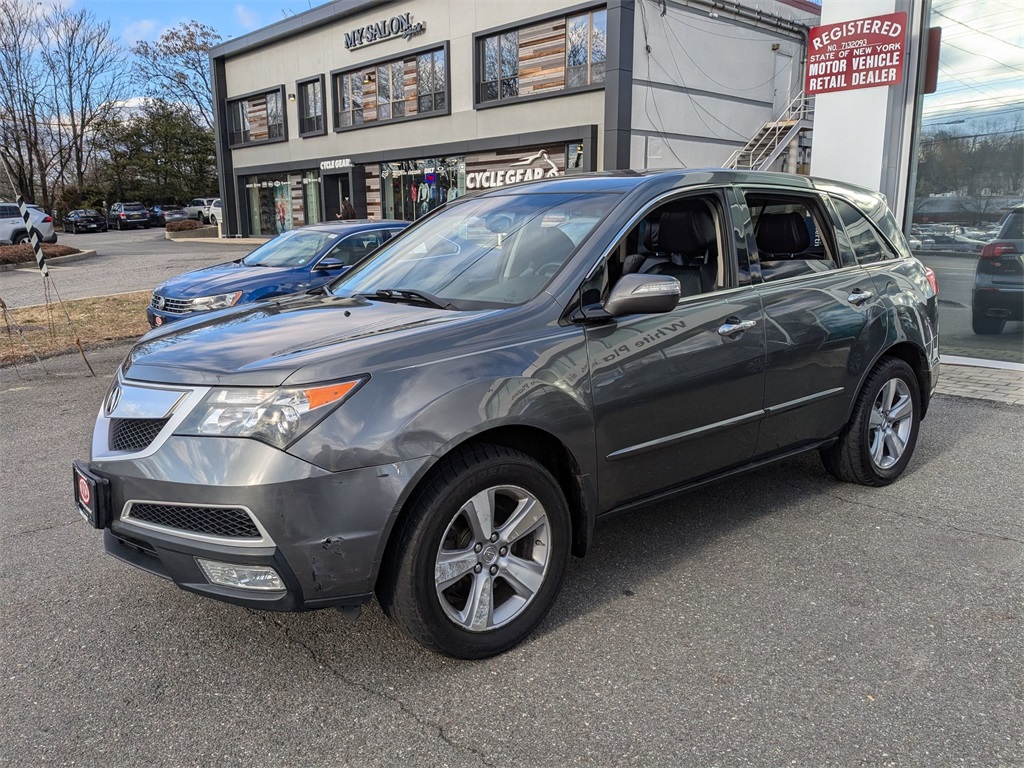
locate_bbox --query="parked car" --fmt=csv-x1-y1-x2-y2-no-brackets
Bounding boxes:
108,202,150,230
208,198,222,226
149,205,189,227
184,197,217,223
73,170,939,659
0,201,58,244
147,220,408,327
63,209,107,234
921,233,985,253
972,204,1023,334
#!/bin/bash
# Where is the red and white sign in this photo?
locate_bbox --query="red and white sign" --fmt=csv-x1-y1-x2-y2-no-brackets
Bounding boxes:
78,476,91,506
805,12,907,96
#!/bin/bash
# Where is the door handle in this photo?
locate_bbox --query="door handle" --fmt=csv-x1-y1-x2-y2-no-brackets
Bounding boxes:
847,290,873,305
718,319,757,336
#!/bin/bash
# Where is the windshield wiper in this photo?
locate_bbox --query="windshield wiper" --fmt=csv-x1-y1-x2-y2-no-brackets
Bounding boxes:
365,288,459,311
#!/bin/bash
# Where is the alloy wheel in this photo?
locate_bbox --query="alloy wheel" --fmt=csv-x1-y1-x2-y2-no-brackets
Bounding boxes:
434,485,551,632
867,378,914,470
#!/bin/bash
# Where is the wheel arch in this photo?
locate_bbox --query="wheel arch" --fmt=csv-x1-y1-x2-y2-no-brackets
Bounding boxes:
374,424,594,595
879,342,931,418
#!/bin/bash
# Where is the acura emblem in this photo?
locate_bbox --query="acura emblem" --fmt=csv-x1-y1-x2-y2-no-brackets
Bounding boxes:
105,383,122,416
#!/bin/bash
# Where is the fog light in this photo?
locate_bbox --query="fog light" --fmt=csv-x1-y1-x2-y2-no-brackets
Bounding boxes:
196,558,285,591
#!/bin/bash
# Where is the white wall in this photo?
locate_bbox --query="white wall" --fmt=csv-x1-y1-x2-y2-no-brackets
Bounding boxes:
809,0,897,191
629,0,809,169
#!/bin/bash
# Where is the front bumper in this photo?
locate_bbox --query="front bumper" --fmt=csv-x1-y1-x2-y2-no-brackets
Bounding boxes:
89,435,429,611
146,306,191,327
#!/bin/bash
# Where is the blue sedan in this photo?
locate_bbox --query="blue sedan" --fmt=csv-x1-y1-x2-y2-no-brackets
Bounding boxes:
147,220,408,327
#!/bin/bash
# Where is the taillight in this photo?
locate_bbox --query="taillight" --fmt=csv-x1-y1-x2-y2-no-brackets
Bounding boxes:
42,215,52,222
980,242,1017,259
119,212,126,218
925,267,938,297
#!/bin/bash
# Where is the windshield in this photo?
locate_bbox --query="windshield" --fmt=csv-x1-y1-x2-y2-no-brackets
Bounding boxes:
124,203,146,211
242,228,340,268
328,192,617,308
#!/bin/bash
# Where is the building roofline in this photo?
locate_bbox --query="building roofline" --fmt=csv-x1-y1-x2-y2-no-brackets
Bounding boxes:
209,0,401,59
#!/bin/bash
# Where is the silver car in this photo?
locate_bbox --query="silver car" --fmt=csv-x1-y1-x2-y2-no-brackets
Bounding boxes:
0,202,58,244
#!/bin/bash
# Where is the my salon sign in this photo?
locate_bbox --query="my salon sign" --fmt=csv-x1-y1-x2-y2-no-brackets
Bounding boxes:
344,12,427,50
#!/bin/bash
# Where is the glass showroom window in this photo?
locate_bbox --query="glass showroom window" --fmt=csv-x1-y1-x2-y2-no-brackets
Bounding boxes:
417,49,447,113
335,72,364,127
228,90,285,146
566,9,607,87
228,99,251,145
299,78,324,135
266,91,284,139
376,61,405,121
480,30,519,102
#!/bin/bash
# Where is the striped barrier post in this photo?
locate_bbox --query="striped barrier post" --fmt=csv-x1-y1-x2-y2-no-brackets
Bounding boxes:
16,194,48,277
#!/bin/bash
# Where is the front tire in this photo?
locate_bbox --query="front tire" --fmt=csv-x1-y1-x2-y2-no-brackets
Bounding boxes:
378,443,571,659
821,357,921,486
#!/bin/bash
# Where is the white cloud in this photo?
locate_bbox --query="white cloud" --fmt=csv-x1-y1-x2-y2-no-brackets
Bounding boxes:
121,19,159,44
234,4,261,31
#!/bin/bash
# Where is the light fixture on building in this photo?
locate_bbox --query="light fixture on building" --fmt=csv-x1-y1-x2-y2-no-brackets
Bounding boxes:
363,71,375,85
288,93,296,102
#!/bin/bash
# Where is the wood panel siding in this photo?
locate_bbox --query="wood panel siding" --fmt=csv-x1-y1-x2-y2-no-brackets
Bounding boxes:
518,20,566,97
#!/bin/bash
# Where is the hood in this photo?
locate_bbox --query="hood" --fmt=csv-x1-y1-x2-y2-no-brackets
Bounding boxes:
155,261,304,299
123,293,496,386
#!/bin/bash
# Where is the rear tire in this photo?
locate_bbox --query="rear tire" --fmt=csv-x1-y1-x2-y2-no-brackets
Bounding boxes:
377,443,571,659
820,357,921,487
972,308,1005,335
13,232,29,245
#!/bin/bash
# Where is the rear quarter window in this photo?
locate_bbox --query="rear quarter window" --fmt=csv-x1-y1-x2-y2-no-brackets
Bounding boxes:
998,209,1023,240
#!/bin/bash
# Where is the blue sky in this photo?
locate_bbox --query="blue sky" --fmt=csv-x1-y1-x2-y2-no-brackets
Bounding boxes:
74,0,312,46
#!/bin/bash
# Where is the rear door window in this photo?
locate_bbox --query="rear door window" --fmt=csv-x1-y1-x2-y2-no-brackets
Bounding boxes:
743,191,839,281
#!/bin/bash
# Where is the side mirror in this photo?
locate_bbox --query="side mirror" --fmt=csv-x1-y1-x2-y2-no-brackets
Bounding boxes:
603,273,680,316
314,258,348,271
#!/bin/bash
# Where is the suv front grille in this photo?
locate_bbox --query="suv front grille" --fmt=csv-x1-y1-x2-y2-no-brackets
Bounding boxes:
151,294,193,315
111,418,169,451
126,503,261,539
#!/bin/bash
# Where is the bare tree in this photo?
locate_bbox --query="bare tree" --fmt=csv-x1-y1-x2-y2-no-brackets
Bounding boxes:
0,0,50,204
41,7,128,191
132,22,222,130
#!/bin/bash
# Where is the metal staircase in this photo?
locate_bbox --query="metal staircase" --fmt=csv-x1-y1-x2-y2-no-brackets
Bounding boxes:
725,93,815,172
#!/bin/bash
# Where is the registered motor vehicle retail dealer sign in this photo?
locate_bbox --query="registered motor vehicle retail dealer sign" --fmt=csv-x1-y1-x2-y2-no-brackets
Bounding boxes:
805,12,907,95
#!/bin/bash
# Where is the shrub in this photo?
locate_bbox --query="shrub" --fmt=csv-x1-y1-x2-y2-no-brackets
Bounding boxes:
0,244,81,266
166,220,206,232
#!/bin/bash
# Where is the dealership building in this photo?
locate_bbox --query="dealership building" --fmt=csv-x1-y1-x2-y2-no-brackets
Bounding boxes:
209,0,820,236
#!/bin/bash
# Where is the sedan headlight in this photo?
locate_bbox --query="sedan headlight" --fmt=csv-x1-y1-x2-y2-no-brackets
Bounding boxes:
177,378,365,449
189,291,243,312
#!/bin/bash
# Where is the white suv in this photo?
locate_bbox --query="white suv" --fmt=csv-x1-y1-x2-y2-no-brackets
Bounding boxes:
184,197,218,223
0,202,58,245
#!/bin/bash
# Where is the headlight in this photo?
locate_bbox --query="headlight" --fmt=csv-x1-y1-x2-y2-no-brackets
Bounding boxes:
189,291,242,311
176,378,365,449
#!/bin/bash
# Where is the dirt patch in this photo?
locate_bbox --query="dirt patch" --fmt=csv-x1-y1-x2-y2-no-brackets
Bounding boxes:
0,244,81,265
1,291,150,366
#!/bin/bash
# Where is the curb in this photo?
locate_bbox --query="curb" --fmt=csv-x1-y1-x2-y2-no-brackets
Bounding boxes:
0,249,96,272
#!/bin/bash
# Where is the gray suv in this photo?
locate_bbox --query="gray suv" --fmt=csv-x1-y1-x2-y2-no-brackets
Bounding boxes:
73,170,940,658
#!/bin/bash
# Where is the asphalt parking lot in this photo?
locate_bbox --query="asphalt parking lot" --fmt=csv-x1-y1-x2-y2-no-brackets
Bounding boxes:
0,233,1021,766
1,344,1021,766
0,228,256,309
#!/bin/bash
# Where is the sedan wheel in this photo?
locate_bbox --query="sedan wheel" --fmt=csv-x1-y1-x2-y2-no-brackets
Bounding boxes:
378,443,570,658
821,357,920,486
